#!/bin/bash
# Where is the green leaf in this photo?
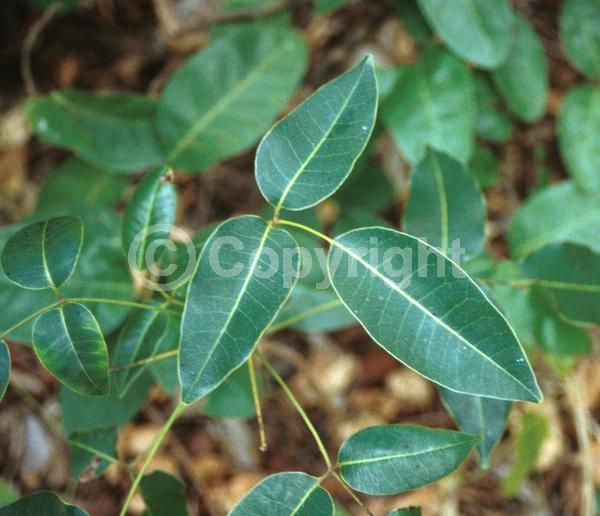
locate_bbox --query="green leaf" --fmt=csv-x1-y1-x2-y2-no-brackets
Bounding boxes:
520,242,600,325
388,508,422,516
149,315,180,394
140,471,188,516
473,74,513,143
557,85,600,191
327,227,541,402
256,56,377,211
560,0,600,79
179,215,299,404
394,0,431,46
338,425,480,495
271,283,355,333
26,91,163,172
122,166,177,271
157,26,306,171
469,146,500,189
33,303,109,397
0,479,18,506
491,15,548,123
230,472,334,515
37,158,127,210
438,387,512,468
113,308,169,397
0,491,88,516
404,150,485,257
333,208,391,237
416,0,514,69
382,46,476,165
0,340,9,402
508,181,600,258
501,412,549,496
67,427,118,480
1,216,83,291
202,364,257,419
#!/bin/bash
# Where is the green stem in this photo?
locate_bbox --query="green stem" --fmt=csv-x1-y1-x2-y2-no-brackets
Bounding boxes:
248,356,267,451
68,297,180,315
109,349,178,372
119,401,186,516
256,351,332,469
276,219,334,245
0,301,61,339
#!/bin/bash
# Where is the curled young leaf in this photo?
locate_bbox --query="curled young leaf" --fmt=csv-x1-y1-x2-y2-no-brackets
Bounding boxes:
1,216,83,291
230,472,334,515
179,215,299,404
255,55,378,211
33,303,110,397
338,425,480,495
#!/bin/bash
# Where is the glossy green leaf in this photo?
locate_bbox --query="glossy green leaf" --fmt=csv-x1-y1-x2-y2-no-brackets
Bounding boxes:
557,85,600,191
491,14,548,122
338,425,480,495
404,150,485,257
271,283,355,333
256,56,377,211
327,227,541,401
388,508,421,516
474,74,513,143
501,412,549,496
37,158,127,210
1,216,83,290
140,471,188,516
230,472,334,515
157,26,306,171
180,215,299,404
33,303,109,397
560,0,600,79
469,146,500,189
416,0,513,69
67,427,118,480
122,166,177,271
0,491,88,516
382,46,476,165
203,364,257,419
0,340,9,402
113,308,169,397
508,181,600,258
438,387,512,468
26,91,163,172
520,242,600,325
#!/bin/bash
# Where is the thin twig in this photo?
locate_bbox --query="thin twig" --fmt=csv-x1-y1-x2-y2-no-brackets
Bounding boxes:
247,356,267,451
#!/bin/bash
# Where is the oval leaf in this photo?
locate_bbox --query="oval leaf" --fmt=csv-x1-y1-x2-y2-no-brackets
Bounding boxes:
438,387,512,468
230,472,334,516
557,85,600,191
122,166,177,271
327,227,541,401
382,46,476,165
140,471,188,516
338,425,480,495
474,74,513,143
203,364,257,419
67,427,118,480
491,14,548,123
404,150,485,257
0,491,88,516
416,0,514,69
33,303,110,396
26,91,163,172
255,55,377,211
0,339,9,402
560,0,600,79
157,25,307,171
1,216,83,290
179,215,299,404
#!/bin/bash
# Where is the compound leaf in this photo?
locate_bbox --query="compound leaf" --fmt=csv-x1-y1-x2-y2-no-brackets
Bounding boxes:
1,216,83,290
33,303,109,397
179,215,299,404
122,166,177,271
230,472,333,516
416,0,514,69
327,227,541,402
255,56,377,210
157,26,306,171
338,425,480,495
26,91,163,172
404,150,485,257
